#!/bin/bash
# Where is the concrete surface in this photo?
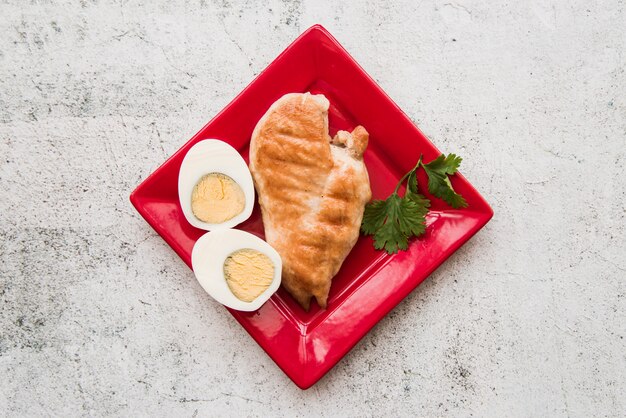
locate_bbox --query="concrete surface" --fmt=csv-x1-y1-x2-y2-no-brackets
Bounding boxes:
1,0,625,416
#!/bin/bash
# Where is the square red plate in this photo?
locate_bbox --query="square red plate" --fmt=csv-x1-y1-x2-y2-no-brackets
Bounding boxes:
130,24,493,389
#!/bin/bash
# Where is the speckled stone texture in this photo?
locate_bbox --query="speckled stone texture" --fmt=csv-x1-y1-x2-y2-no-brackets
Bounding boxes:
1,0,624,416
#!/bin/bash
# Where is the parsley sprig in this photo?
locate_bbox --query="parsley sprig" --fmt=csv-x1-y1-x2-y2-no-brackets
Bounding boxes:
361,153,467,254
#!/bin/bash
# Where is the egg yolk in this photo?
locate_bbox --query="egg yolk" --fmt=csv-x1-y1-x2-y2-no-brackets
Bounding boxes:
191,173,245,224
223,249,274,302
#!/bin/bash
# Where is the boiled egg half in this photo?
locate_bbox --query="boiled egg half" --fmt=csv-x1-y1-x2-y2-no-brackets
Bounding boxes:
192,229,282,311
178,139,254,231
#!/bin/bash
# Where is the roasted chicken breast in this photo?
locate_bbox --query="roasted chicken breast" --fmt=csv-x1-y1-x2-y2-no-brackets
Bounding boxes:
249,93,371,310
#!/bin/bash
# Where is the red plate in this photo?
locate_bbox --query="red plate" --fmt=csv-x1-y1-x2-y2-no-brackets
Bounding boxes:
130,24,493,389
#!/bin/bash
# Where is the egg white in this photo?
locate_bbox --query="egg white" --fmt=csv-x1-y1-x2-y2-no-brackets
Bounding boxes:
191,229,282,311
178,139,255,231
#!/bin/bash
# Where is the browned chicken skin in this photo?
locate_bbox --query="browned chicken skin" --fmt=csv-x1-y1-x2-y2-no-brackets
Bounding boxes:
249,93,371,310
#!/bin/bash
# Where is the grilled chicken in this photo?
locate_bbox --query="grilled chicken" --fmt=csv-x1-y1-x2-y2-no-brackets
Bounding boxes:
249,93,371,310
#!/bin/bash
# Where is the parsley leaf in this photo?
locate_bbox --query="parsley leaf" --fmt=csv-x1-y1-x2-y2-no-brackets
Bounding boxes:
363,194,427,253
370,195,408,253
361,158,430,254
424,153,462,175
360,152,467,254
422,153,467,208
361,199,390,236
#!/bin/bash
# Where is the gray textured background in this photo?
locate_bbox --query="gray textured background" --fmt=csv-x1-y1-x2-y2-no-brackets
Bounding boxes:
1,0,625,417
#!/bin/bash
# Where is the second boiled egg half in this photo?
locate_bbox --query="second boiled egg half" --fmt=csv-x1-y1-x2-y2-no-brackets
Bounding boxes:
192,228,282,311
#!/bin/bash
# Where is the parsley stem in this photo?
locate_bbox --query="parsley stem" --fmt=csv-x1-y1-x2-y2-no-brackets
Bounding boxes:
392,155,423,195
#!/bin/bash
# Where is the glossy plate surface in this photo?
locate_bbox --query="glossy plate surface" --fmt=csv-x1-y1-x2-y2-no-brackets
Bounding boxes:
130,24,493,389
